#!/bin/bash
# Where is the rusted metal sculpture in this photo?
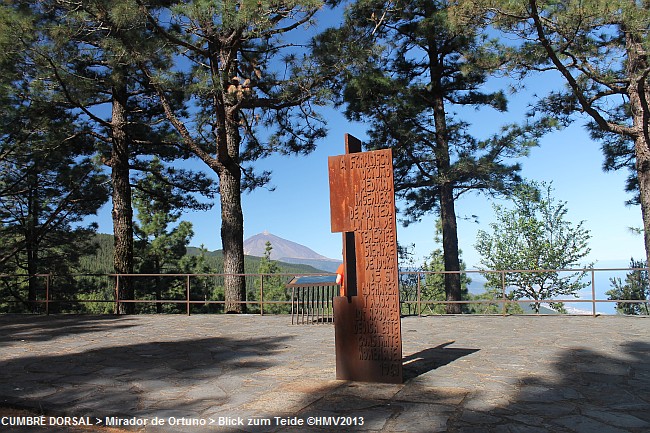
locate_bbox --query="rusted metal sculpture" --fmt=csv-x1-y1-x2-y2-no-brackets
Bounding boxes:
328,134,403,384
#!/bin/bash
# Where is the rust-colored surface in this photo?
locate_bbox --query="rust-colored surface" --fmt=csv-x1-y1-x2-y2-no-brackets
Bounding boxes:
328,134,403,384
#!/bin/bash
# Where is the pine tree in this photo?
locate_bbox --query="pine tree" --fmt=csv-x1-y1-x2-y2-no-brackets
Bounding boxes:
455,0,650,266
133,158,195,313
607,258,650,315
17,0,215,313
0,4,109,311
420,221,472,314
256,241,290,314
139,1,328,313
180,245,219,313
314,0,545,313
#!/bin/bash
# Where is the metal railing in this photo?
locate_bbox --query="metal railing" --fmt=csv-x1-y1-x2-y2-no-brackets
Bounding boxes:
290,282,337,325
399,267,650,317
1,267,649,317
0,272,336,316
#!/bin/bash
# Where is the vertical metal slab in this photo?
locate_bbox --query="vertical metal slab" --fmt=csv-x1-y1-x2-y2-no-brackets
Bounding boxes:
328,135,403,384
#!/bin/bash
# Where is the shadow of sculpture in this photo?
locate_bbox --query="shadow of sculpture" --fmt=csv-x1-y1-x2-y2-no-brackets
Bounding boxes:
402,341,480,382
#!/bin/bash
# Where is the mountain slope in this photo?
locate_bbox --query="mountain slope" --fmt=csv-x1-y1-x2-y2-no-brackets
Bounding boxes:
244,231,327,260
244,231,340,272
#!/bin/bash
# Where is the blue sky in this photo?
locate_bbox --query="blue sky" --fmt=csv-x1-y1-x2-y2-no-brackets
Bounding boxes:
87,6,646,272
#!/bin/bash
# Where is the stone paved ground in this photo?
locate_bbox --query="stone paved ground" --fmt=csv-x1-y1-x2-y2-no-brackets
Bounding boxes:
0,315,648,433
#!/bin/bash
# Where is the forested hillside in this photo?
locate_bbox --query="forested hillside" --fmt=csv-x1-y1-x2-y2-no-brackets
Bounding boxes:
79,234,324,276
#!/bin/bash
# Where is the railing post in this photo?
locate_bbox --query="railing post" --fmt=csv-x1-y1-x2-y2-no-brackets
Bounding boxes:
417,272,422,317
187,275,191,316
291,285,295,325
302,286,306,324
591,269,596,317
115,275,120,315
260,275,264,316
501,271,507,316
46,273,50,316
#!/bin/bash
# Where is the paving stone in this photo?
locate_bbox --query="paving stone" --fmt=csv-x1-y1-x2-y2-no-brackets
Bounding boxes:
330,382,403,400
74,393,140,415
382,403,449,432
305,395,391,413
394,385,467,405
582,409,650,429
183,383,228,402
506,402,578,418
493,424,557,433
517,385,581,402
43,387,101,407
457,427,493,433
503,413,546,427
459,409,504,424
552,415,631,433
21,385,61,399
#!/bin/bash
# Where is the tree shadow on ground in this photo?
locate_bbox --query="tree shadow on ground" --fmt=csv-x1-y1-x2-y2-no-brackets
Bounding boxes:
0,332,293,421
444,340,650,432
0,315,138,343
402,341,480,381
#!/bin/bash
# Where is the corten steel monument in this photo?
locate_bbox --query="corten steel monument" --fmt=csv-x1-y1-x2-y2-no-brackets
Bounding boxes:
328,134,403,384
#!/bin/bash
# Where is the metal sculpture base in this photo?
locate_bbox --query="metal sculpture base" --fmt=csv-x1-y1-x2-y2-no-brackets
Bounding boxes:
334,296,402,384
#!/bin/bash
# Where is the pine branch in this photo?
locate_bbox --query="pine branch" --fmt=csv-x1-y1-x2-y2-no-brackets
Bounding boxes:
528,0,637,138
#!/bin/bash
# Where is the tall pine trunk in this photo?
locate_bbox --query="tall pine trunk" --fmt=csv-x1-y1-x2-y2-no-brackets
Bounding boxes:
220,166,246,313
220,97,246,314
440,183,462,314
634,140,650,267
110,80,134,315
626,30,650,267
211,42,247,314
140,7,323,315
431,66,463,314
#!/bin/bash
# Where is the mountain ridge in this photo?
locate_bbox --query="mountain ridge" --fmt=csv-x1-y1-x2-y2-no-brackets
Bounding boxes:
243,231,340,272
244,231,327,260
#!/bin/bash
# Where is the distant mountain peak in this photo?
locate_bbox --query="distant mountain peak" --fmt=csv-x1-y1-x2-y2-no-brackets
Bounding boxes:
244,232,329,261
